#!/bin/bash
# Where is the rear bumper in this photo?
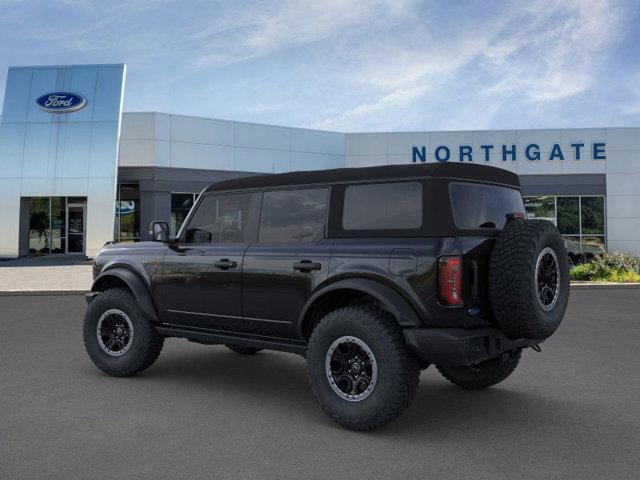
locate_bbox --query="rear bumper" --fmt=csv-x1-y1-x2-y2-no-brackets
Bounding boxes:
403,326,540,367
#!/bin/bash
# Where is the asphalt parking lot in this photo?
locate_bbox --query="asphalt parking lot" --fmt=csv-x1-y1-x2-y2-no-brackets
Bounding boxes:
1,289,639,480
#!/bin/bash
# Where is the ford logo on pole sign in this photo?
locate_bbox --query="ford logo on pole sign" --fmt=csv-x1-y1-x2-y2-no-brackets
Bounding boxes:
35,92,87,114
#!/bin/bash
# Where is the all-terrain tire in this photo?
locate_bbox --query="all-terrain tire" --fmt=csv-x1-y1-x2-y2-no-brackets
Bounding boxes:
226,344,263,355
306,305,420,431
436,349,521,390
83,288,164,377
489,219,570,340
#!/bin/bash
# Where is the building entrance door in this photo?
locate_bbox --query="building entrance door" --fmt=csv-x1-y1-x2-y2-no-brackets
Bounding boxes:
66,203,86,254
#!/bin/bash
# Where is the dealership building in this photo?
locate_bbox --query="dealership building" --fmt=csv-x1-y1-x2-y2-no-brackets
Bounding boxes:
1,63,639,258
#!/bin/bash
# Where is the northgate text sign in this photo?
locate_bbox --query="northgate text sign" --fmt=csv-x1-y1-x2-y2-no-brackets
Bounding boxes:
412,142,606,163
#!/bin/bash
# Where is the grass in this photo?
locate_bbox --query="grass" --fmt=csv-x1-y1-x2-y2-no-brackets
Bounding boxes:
570,264,640,283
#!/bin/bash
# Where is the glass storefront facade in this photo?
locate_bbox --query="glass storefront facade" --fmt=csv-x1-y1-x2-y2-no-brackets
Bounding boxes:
114,184,140,242
524,196,606,254
27,197,86,255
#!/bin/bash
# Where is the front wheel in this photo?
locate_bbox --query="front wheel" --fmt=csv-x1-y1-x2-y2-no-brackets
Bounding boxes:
306,305,420,431
436,349,521,390
83,288,164,377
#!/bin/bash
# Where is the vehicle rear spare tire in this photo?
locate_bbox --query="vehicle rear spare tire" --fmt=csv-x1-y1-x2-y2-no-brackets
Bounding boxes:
489,219,569,340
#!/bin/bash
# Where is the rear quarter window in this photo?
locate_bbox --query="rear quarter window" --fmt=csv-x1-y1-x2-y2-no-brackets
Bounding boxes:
450,182,524,230
342,182,423,230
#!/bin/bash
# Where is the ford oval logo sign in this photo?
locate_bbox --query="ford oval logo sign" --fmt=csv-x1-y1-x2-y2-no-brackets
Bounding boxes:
35,92,87,114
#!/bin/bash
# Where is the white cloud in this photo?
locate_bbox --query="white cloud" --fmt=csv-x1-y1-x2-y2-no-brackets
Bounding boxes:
1,0,630,130
190,0,415,69
314,0,625,130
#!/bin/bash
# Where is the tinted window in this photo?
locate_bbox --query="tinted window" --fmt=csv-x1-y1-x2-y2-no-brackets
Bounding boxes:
581,196,605,234
450,182,524,229
343,182,422,230
184,193,254,243
259,188,328,242
170,193,197,235
557,197,579,234
524,196,555,221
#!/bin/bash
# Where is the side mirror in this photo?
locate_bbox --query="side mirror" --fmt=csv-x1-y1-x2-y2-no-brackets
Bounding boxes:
149,221,170,242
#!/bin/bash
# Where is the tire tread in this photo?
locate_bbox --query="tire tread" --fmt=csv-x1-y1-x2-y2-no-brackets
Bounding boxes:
307,304,420,431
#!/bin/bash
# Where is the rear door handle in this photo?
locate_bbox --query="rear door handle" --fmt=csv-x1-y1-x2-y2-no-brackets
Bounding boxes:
293,260,321,272
214,259,238,270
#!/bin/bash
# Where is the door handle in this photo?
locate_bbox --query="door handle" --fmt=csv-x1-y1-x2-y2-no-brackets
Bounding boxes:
214,259,238,270
293,260,321,272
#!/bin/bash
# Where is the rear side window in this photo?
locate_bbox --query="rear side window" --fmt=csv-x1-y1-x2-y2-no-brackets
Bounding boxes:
184,193,254,243
450,182,524,230
342,182,422,230
259,188,328,242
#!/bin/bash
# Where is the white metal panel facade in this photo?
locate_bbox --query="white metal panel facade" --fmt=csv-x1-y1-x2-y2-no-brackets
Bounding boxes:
118,112,345,173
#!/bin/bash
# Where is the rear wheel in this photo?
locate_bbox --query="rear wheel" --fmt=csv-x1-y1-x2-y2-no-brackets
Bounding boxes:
306,305,420,431
83,288,164,377
437,349,521,390
226,344,263,355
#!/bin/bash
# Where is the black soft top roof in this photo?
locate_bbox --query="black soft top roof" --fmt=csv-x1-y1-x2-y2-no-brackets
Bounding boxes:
204,162,520,193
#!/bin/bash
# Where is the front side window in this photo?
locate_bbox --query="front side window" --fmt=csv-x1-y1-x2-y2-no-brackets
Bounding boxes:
342,182,422,230
171,193,198,235
259,188,328,242
450,182,524,230
184,193,254,244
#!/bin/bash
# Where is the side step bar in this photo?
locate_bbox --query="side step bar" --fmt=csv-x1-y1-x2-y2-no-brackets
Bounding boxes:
155,325,308,355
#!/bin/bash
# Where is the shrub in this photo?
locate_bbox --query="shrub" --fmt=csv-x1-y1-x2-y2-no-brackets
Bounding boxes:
569,250,640,282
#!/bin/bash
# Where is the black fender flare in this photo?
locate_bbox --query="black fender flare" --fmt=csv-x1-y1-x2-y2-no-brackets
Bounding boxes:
91,267,159,322
297,278,422,337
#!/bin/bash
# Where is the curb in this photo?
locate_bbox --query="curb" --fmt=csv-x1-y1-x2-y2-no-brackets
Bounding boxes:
0,290,89,296
570,282,640,289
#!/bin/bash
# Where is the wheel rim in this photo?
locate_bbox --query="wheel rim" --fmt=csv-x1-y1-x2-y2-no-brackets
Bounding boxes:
96,309,134,356
325,336,378,402
535,247,560,312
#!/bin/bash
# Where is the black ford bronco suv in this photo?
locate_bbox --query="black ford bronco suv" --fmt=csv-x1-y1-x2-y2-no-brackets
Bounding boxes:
83,163,569,430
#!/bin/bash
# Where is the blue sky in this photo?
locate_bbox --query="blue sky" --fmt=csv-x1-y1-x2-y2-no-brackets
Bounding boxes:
0,0,639,132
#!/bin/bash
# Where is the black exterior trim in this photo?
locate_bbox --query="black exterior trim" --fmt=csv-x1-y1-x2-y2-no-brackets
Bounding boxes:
403,326,539,367
156,325,307,354
297,278,423,338
91,267,159,322
204,163,520,193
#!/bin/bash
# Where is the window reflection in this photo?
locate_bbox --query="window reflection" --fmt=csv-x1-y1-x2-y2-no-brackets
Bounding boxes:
557,197,579,235
115,184,140,242
523,195,605,254
171,193,198,235
259,189,328,243
27,196,84,255
581,197,605,234
29,197,50,254
184,193,253,244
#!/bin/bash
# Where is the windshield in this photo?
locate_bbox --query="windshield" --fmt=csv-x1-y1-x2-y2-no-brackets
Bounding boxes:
450,182,524,230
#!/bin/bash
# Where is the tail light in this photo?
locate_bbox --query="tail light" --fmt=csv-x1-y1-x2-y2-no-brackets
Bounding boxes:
438,256,462,306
